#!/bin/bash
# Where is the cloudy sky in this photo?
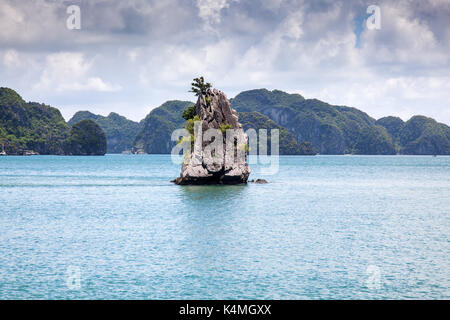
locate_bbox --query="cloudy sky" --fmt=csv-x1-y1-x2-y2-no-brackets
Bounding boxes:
1,0,449,124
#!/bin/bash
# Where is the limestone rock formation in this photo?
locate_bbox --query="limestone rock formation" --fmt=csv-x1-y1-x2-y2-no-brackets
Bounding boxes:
249,179,268,184
173,89,251,185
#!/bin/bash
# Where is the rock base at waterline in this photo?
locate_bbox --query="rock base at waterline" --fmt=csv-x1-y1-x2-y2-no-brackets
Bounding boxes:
172,164,250,185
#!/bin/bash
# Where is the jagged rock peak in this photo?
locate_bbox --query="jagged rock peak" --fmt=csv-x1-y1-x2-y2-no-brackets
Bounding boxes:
195,88,240,130
173,89,251,185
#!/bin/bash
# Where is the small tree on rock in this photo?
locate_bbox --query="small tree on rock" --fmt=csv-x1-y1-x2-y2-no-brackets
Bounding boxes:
189,76,212,97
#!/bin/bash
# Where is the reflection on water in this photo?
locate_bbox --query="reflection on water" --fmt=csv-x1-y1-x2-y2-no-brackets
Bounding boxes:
180,184,247,202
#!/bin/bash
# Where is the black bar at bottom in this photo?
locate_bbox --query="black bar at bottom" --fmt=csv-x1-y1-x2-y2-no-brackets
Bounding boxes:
0,300,439,318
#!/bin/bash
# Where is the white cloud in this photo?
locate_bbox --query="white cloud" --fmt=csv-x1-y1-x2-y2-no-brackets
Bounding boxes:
302,74,450,122
0,2,23,24
360,1,449,68
1,0,449,124
34,52,121,93
3,49,20,67
279,9,304,40
196,0,238,28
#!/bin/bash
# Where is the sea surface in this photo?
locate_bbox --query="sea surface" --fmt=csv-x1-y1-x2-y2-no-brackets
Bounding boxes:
0,155,449,299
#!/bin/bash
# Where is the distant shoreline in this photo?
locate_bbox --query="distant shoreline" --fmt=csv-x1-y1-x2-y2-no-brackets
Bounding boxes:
1,154,447,157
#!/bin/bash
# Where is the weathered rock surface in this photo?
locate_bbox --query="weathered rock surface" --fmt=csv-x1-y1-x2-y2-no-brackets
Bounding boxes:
249,179,268,184
174,89,251,185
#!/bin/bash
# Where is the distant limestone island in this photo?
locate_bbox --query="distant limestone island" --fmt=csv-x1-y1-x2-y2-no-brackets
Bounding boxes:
1,86,450,156
0,87,106,155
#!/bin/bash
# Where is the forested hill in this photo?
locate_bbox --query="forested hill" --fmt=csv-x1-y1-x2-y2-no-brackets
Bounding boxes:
68,111,142,153
2,87,449,155
132,100,194,154
230,89,449,155
130,89,449,155
0,87,106,155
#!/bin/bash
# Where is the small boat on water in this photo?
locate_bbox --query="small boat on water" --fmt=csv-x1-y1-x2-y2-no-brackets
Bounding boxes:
23,150,39,156
0,151,6,156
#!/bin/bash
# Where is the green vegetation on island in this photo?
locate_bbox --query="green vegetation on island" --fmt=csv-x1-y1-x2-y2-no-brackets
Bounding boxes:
230,89,397,154
189,77,212,97
0,87,69,155
376,116,405,140
376,115,450,154
64,120,107,155
132,100,194,154
182,105,196,121
0,87,107,155
1,87,449,156
131,88,450,155
68,111,142,153
239,111,316,155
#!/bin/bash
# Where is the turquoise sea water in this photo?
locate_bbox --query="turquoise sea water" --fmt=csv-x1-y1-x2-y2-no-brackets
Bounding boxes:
0,155,448,299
